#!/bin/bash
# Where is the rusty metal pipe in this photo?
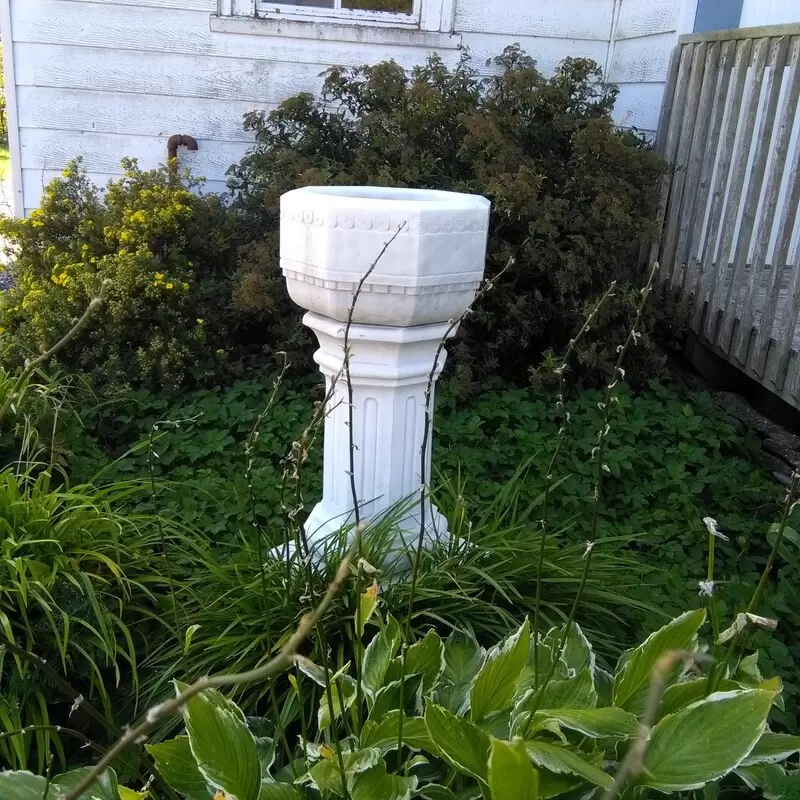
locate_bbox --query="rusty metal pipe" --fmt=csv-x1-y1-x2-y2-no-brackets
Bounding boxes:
166,134,198,161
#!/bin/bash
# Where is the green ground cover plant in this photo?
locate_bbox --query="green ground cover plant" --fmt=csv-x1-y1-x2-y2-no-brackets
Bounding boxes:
2,270,797,800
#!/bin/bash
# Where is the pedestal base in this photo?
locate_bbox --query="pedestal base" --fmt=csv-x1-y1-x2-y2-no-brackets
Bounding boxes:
304,497,449,561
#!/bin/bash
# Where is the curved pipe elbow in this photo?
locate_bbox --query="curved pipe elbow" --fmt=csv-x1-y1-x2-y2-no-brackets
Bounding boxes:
166,134,199,161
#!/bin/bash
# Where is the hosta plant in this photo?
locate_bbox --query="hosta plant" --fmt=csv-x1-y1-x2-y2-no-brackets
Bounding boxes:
6,607,797,799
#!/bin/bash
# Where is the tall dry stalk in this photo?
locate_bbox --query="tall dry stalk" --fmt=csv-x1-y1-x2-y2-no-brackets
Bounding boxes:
524,262,659,733
396,256,514,764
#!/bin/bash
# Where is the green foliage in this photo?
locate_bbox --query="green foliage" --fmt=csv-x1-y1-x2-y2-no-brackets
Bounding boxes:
229,47,669,387
63,371,790,717
0,466,165,772
14,613,790,799
0,159,239,394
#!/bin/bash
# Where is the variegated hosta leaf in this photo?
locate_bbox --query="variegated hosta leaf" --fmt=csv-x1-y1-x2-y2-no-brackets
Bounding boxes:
640,689,774,792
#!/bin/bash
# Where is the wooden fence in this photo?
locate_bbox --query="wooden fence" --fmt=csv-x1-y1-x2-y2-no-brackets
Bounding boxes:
655,22,800,408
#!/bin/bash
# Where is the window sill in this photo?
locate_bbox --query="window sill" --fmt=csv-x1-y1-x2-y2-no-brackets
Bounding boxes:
209,14,462,48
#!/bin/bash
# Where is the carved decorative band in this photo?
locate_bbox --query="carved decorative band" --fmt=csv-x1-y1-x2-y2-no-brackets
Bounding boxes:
280,208,485,234
283,269,480,295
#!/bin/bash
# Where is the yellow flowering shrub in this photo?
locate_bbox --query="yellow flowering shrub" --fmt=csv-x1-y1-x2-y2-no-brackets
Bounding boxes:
0,158,239,392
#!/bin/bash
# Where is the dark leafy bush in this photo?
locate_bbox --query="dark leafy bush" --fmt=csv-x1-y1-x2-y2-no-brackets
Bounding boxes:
228,47,670,387
0,159,240,393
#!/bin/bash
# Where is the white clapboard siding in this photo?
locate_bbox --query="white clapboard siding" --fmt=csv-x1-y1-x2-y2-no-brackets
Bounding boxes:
21,170,229,215
5,0,687,213
70,0,216,9
12,1,461,68
19,129,251,184
16,88,266,143
615,0,681,40
455,0,614,40
741,0,800,27
608,0,683,135
608,35,676,83
614,83,666,131
459,32,609,76
14,44,328,105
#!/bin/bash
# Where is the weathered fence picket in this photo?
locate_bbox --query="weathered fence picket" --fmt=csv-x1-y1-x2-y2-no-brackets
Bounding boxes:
656,23,800,409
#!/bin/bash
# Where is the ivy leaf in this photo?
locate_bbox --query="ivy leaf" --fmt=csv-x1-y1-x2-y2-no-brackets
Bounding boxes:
424,702,491,784
489,738,539,800
471,619,530,723
613,609,706,714
146,737,211,800
641,690,774,792
183,687,262,800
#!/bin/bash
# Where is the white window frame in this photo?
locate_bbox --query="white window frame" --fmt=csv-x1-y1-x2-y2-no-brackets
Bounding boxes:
257,0,420,29
219,0,456,34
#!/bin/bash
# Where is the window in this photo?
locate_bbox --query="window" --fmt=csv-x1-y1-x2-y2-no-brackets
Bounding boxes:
272,0,413,10
214,0,458,42
255,0,417,24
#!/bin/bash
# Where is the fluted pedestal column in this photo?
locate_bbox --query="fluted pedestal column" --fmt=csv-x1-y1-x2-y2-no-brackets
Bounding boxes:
304,312,450,548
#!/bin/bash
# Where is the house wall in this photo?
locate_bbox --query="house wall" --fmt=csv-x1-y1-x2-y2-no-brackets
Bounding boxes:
741,0,800,27
2,0,686,216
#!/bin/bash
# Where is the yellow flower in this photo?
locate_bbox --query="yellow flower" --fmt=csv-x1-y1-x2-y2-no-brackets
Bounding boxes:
196,318,204,325
155,272,164,280
166,282,174,289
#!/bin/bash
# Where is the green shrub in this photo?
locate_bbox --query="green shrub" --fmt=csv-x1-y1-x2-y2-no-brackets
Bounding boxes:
228,47,670,387
0,159,240,394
